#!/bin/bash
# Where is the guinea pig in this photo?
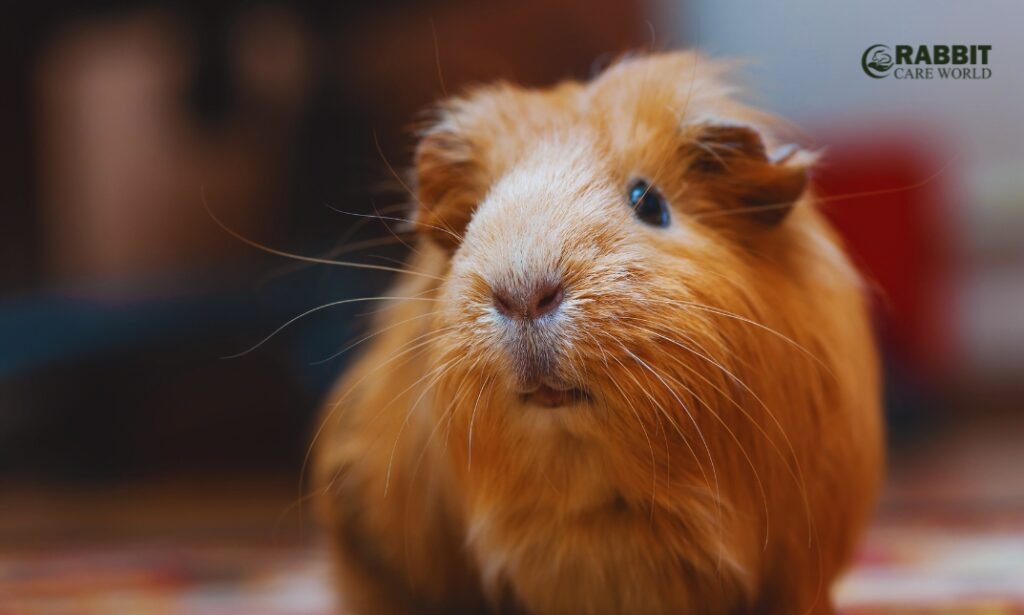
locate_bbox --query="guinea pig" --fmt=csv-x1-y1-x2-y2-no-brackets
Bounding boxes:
313,51,883,615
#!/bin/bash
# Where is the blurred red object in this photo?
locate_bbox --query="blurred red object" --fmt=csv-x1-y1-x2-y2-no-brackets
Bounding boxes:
812,128,955,381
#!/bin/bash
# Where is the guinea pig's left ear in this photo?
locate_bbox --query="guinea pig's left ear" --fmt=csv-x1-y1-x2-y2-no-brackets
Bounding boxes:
413,123,483,250
687,122,810,225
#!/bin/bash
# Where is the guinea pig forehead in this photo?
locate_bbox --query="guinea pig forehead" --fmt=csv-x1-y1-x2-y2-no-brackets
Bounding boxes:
456,134,617,256
486,134,612,208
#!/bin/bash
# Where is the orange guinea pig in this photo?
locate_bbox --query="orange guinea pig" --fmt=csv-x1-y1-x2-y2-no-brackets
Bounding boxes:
313,51,883,615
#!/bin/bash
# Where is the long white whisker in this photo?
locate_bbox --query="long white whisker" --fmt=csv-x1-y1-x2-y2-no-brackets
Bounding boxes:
311,308,440,366
466,373,494,471
643,297,833,376
203,192,445,282
634,323,813,547
616,344,725,545
384,354,467,496
621,333,770,552
299,324,458,510
224,296,439,359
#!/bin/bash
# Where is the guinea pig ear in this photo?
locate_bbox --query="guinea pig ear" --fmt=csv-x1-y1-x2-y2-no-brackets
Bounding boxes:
413,124,483,250
687,122,810,225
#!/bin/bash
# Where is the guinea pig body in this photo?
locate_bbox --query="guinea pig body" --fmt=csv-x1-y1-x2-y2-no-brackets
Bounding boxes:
314,52,883,615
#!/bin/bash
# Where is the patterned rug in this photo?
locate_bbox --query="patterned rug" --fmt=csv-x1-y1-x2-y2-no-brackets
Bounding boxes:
2,418,1023,614
3,522,1022,614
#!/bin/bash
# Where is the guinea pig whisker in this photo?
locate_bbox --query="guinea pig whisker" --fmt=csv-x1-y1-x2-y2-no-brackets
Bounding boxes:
311,307,442,365
362,253,423,271
623,318,814,549
619,345,738,568
298,324,460,506
586,326,677,503
611,343,722,540
590,339,673,505
355,286,442,318
203,192,445,282
283,458,351,541
404,353,488,567
621,334,769,553
814,153,957,207
582,329,613,375
223,295,441,360
372,198,422,258
418,345,488,459
644,298,833,377
442,355,488,454
385,354,470,496
326,200,423,261
274,483,321,540
602,353,660,524
360,326,462,426
372,130,464,245
466,373,495,472
685,301,833,378
431,352,489,456
622,345,718,477
662,334,813,546
334,324,458,410
324,205,421,236
258,201,414,286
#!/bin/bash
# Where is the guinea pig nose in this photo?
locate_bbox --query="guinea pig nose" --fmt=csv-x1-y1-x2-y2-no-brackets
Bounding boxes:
492,281,564,321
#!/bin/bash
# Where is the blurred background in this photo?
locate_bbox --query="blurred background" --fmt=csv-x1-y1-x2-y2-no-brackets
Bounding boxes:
0,0,1021,612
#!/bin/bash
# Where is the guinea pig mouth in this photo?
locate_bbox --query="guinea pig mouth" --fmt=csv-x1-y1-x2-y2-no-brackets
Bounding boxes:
520,383,591,408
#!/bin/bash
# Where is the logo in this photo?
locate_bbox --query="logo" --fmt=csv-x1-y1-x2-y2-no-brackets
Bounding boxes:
861,44,992,80
862,44,894,78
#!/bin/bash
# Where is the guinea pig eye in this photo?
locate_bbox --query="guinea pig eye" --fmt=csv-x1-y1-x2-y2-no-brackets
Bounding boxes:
628,180,670,227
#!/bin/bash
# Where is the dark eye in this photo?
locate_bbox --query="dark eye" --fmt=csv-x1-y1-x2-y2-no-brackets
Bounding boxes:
628,180,670,227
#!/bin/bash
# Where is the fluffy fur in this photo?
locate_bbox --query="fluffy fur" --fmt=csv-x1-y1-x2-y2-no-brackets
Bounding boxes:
313,51,883,615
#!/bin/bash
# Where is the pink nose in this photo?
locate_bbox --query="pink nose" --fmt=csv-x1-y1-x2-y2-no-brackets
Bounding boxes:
492,280,564,321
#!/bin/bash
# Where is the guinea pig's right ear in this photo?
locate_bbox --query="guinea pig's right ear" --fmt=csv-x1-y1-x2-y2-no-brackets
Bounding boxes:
687,121,811,225
413,122,483,250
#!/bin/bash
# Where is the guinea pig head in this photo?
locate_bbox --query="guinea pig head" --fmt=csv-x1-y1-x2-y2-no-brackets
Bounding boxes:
413,53,812,459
